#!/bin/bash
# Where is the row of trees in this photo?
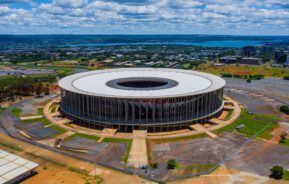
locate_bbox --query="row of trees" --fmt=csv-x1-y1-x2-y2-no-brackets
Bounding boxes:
221,73,264,80
0,75,54,102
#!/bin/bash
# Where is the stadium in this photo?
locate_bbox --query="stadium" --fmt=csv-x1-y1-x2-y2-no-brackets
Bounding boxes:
59,68,226,132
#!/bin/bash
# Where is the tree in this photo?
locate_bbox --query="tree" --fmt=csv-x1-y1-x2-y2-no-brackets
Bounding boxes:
270,165,284,179
279,132,288,144
280,105,289,115
35,83,43,97
150,162,158,169
167,159,177,169
44,84,50,95
221,73,232,78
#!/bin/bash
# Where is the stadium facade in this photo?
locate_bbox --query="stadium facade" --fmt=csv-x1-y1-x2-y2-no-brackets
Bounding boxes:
59,68,226,132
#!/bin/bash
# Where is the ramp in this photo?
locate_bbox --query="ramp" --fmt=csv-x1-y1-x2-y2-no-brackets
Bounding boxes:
190,124,218,138
127,130,148,168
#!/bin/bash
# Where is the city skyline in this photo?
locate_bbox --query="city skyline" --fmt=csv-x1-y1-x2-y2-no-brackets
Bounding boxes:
0,0,289,35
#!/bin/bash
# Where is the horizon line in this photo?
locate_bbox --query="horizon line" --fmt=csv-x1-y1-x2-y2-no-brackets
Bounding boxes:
0,33,289,37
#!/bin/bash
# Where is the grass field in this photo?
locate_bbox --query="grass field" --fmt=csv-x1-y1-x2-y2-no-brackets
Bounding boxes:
0,107,6,115
102,138,132,164
213,110,279,139
224,109,234,121
21,117,51,126
283,170,289,181
64,133,100,141
49,125,67,134
150,133,207,144
20,115,67,135
50,106,57,113
11,108,22,117
37,107,44,115
196,64,289,78
280,139,289,147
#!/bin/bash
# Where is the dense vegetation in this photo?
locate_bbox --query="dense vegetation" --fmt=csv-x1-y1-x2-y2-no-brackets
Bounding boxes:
0,74,59,102
280,105,289,115
167,159,177,169
270,165,284,179
221,73,264,80
198,64,289,78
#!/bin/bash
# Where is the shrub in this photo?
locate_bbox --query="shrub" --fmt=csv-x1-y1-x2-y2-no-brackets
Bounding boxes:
280,105,289,115
150,162,158,169
251,74,264,80
270,165,284,179
167,159,177,169
284,76,289,80
279,132,288,144
221,73,232,78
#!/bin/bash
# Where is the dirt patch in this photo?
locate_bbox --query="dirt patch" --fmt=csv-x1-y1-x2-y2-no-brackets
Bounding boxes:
224,139,289,176
270,126,284,143
0,133,142,184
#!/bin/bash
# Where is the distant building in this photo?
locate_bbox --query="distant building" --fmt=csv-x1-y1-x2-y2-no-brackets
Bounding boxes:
284,55,289,67
275,49,288,63
241,57,262,65
243,46,257,57
220,56,238,64
235,50,242,57
116,54,123,58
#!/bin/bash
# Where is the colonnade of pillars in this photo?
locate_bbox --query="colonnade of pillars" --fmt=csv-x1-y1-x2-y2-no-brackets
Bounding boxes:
60,88,224,132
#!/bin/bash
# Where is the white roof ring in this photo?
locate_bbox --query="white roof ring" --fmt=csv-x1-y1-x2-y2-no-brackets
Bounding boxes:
59,68,226,99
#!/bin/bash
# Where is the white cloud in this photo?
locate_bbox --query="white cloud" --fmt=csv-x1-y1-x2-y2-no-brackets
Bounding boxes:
0,0,288,34
54,0,88,8
0,5,9,16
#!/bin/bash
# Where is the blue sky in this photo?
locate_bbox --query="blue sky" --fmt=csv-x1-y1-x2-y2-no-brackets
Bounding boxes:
0,0,289,35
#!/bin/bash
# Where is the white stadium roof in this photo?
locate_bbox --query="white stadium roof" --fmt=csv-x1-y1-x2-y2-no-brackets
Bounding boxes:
59,68,226,98
0,150,38,184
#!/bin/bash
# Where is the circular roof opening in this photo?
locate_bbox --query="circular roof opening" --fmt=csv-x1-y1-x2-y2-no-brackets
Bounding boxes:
106,77,178,91
62,68,223,98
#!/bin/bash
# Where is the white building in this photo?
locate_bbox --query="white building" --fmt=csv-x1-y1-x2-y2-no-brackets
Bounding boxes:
0,150,38,184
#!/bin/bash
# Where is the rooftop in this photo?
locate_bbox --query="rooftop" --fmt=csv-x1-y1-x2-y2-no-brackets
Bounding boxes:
59,68,226,98
0,150,38,184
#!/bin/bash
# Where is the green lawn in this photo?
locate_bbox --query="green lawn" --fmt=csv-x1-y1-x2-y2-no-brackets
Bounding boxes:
21,117,51,126
0,107,6,115
37,107,44,115
280,139,289,147
150,133,207,144
283,170,289,181
102,138,132,164
20,115,66,136
64,133,99,141
213,110,279,139
224,109,234,121
50,106,57,113
49,125,67,134
11,108,22,117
